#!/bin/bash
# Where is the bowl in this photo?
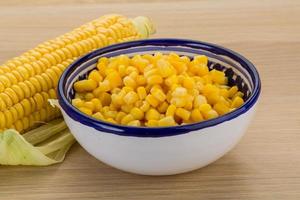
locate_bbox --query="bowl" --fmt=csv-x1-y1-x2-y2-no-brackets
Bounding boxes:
57,39,261,175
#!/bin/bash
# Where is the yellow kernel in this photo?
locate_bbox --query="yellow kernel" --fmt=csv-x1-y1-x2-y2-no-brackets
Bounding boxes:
220,88,229,98
183,77,195,89
121,114,134,125
136,75,146,85
123,76,136,88
157,59,175,78
228,86,238,98
166,104,177,116
231,96,244,108
191,109,204,122
170,97,186,108
79,107,93,115
214,102,230,115
147,75,163,85
123,91,139,105
121,104,133,113
184,101,193,110
194,55,208,65
99,92,111,106
158,116,176,126
145,119,158,127
98,79,111,92
84,92,94,101
193,95,207,108
118,64,127,77
105,110,118,119
116,111,126,123
145,108,160,121
210,69,226,84
92,112,104,120
130,107,144,120
165,75,178,87
106,118,117,124
145,94,159,107
140,101,150,112
175,108,190,121
106,71,122,88
199,103,212,114
127,120,141,126
137,86,147,100
233,91,244,99
157,102,169,113
88,70,103,82
172,87,187,97
72,98,84,108
83,101,95,111
203,109,219,120
91,98,102,112
151,88,166,102
74,79,97,92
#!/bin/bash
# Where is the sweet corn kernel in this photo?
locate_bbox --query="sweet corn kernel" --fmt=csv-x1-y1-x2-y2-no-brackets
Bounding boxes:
106,71,122,88
123,91,138,105
83,101,95,111
231,96,244,108
145,119,158,127
140,101,150,112
118,64,127,77
106,118,117,124
127,120,141,126
175,108,190,121
150,88,166,102
157,59,175,78
193,95,207,108
145,94,159,107
194,55,208,65
84,92,94,101
130,107,144,120
74,79,97,92
99,92,111,106
137,86,147,100
146,108,160,121
116,111,126,123
214,102,230,115
158,102,169,113
170,97,186,108
165,75,178,87
172,87,187,97
123,76,136,88
228,86,238,98
158,116,176,126
199,103,212,114
191,109,203,122
183,77,195,89
210,69,226,84
147,75,163,85
203,109,219,120
92,112,104,120
121,104,133,113
91,98,102,112
121,114,134,125
166,104,177,116
98,79,111,92
136,75,146,85
72,98,84,108
79,107,92,115
88,70,103,82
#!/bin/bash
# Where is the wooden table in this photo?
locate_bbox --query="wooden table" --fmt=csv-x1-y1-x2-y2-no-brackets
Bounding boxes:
0,0,299,199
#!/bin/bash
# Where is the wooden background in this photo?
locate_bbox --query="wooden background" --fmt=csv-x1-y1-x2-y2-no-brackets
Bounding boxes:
0,0,300,199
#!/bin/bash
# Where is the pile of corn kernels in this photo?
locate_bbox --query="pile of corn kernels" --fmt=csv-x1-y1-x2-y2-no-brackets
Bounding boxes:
72,53,244,127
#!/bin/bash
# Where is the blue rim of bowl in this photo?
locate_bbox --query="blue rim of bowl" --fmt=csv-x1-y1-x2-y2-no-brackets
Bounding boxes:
57,38,261,137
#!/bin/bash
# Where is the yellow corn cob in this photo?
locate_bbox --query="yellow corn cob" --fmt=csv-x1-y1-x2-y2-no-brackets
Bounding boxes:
0,14,155,133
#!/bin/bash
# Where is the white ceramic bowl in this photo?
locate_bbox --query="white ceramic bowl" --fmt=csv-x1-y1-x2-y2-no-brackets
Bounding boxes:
57,39,261,175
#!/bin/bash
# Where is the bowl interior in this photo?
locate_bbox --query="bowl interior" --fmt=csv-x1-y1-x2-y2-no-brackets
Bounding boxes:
58,39,260,137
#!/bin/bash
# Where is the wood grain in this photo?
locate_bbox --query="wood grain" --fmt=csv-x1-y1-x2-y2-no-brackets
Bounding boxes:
0,0,300,199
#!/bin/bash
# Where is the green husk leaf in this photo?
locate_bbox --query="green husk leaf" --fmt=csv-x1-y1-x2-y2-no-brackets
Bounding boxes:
0,119,75,166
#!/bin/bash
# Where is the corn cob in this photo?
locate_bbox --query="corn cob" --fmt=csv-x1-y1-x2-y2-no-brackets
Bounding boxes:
0,14,155,133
